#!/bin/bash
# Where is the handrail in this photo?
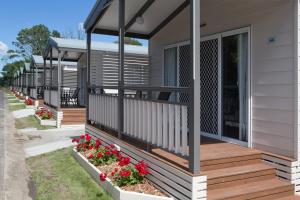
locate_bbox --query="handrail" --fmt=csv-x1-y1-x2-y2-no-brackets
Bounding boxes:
88,85,189,93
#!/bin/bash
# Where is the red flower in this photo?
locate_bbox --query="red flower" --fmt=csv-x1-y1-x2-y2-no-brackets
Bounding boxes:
111,172,116,176
109,144,115,148
119,170,131,177
97,152,103,158
105,151,111,156
135,161,149,176
88,154,94,159
104,146,110,150
94,139,102,149
118,157,130,166
80,134,85,139
89,145,94,150
99,173,107,181
112,150,119,156
85,134,91,142
114,168,119,172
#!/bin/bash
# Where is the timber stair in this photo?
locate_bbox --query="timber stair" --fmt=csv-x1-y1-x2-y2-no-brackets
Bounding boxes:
61,108,86,125
204,151,299,199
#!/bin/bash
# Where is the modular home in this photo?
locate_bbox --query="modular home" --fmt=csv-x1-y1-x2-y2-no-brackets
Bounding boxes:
42,37,148,127
83,0,300,199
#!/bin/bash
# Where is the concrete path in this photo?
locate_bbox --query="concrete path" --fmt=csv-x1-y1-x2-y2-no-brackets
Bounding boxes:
20,125,83,157
12,108,35,119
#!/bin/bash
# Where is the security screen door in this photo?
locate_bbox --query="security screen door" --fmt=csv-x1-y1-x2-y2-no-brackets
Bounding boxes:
163,28,249,145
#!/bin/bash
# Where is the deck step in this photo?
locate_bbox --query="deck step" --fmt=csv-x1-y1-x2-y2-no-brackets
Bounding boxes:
275,195,300,199
201,153,262,171
205,162,276,189
207,178,293,200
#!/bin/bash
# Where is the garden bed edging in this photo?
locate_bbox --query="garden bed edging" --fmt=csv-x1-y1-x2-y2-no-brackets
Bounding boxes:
34,114,56,126
72,148,173,200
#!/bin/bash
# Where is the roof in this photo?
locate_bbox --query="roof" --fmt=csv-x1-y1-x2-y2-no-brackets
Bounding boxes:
84,0,112,32
83,0,188,39
49,37,148,55
24,63,30,71
32,55,77,66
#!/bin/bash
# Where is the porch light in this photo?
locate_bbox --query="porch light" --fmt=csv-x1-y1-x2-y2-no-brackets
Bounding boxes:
136,16,144,25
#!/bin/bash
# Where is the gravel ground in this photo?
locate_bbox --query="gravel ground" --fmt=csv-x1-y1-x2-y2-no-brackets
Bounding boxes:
0,90,33,200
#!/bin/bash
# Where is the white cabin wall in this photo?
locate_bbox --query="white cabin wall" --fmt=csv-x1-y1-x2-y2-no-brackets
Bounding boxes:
296,0,300,161
149,0,296,158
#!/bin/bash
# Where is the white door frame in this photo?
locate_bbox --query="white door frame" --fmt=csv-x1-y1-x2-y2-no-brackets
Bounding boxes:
200,27,251,147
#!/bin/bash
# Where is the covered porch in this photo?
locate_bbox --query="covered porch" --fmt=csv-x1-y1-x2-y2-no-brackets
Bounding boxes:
84,0,300,199
43,40,79,109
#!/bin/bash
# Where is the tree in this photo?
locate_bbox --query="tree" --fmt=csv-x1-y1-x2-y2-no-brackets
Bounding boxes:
1,60,25,86
114,37,142,46
13,24,61,58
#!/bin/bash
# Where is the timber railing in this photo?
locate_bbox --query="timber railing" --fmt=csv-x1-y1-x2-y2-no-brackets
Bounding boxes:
88,85,190,156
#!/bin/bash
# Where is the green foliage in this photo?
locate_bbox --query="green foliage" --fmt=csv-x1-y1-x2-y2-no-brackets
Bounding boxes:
1,60,25,86
114,37,142,46
13,24,61,57
0,24,61,86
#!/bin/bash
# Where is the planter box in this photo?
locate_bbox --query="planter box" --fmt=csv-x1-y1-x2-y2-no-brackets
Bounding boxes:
26,105,35,109
34,114,56,126
72,149,172,200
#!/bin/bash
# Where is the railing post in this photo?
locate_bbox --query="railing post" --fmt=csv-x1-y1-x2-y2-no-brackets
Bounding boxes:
188,0,201,174
86,31,91,124
57,51,61,110
43,57,46,90
118,0,125,140
50,48,53,106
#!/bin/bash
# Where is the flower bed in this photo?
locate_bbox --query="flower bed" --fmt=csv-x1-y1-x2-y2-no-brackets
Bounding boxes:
34,107,56,126
25,99,35,109
72,134,172,200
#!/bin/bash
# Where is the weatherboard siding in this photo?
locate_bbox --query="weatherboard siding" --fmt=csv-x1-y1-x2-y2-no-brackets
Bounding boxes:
149,0,297,158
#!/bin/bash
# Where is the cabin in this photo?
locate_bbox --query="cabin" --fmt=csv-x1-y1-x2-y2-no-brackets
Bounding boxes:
42,37,148,127
83,0,300,199
28,55,48,106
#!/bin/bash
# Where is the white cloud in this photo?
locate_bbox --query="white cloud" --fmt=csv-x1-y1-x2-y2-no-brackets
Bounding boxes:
0,41,8,55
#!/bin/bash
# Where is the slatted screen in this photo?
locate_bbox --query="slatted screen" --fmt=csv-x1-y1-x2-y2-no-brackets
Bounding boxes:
90,52,149,87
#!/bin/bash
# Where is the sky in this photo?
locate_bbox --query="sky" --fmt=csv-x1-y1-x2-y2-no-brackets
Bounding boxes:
0,0,147,71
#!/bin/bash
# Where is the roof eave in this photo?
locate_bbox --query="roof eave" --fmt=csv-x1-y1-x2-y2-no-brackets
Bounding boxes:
84,0,113,32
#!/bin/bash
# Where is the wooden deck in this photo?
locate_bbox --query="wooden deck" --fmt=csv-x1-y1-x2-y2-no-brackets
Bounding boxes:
61,108,86,125
151,137,300,199
88,125,300,199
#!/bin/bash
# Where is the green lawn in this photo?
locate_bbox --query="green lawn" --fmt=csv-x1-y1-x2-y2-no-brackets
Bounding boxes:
15,116,55,130
9,103,26,111
8,99,21,103
27,148,112,200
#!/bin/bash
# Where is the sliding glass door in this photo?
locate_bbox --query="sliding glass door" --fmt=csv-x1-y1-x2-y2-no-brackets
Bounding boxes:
163,28,250,145
222,31,249,143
